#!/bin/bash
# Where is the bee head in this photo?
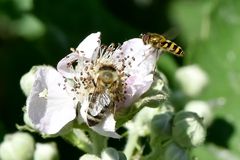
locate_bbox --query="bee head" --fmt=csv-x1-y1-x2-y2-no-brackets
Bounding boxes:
98,65,119,88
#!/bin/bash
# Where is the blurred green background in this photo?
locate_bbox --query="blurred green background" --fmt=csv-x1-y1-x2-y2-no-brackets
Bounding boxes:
0,0,240,159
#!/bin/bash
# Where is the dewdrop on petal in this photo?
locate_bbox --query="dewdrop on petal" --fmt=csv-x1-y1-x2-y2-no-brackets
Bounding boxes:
0,132,35,160
172,111,206,148
185,100,213,126
34,142,59,160
175,65,208,97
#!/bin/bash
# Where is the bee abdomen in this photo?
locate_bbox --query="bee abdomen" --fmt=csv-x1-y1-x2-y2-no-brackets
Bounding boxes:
86,107,108,126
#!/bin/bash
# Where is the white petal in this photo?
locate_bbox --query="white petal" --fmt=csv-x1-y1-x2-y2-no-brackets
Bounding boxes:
79,99,120,138
26,67,76,134
57,52,80,79
79,97,89,125
76,32,101,59
57,32,101,78
91,114,121,139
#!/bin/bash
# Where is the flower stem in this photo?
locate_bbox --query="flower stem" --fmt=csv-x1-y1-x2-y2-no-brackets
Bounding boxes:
123,130,139,160
61,129,92,153
89,131,108,155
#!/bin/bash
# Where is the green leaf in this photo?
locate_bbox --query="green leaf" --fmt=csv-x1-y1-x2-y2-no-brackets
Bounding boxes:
169,0,240,158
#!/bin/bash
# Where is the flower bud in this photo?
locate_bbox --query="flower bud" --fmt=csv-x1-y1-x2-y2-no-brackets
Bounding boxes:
175,65,208,97
151,112,173,140
0,132,35,160
125,107,160,136
79,154,101,160
101,148,127,160
20,66,39,96
164,142,190,160
185,100,213,126
20,65,54,96
34,142,59,160
172,111,206,148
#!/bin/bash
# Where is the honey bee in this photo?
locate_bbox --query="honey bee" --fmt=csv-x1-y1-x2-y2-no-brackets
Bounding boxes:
86,65,123,126
141,32,184,57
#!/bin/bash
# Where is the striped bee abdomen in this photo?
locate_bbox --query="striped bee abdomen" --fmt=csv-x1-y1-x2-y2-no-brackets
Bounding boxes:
87,105,109,126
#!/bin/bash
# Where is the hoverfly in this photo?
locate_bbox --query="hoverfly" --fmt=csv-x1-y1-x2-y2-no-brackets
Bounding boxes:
141,32,184,57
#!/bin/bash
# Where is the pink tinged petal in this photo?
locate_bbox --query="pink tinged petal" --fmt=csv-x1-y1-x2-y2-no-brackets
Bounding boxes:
91,114,121,139
115,38,157,107
26,67,76,135
124,74,153,107
116,38,157,76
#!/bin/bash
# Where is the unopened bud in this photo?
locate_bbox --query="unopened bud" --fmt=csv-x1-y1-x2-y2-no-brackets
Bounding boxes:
185,100,213,126
175,65,208,97
0,132,35,160
172,111,206,148
20,65,54,96
128,107,160,136
34,142,59,160
20,66,39,96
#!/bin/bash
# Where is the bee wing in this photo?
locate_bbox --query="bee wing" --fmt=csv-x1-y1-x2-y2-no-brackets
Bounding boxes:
89,91,111,116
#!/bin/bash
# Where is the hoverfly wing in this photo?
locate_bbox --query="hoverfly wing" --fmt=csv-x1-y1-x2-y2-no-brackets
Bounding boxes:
162,27,180,40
